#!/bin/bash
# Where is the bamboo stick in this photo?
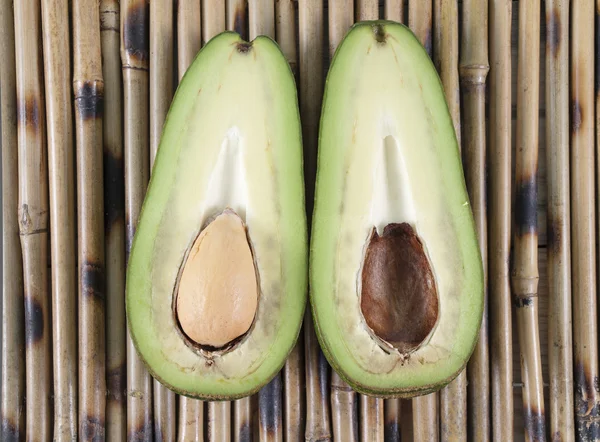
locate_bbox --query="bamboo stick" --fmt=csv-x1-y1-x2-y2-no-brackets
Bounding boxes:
356,0,378,20
227,0,247,39
121,0,153,438
283,340,305,442
354,4,385,440
150,1,177,438
233,397,251,442
436,1,466,440
209,402,232,442
13,0,52,439
276,6,303,439
381,8,404,440
176,3,205,438
488,1,513,440
258,374,284,441
249,0,274,39
228,1,251,437
202,4,230,438
384,0,404,23
408,0,433,57
459,1,490,441
0,1,25,440
512,0,546,440
202,1,225,44
330,372,359,442
179,397,204,442
408,2,438,439
384,399,400,442
570,1,599,439
433,0,441,71
178,0,201,81
328,0,353,59
299,1,329,440
41,0,78,439
361,395,384,441
276,0,298,77
100,1,126,440
544,1,574,439
436,0,460,147
413,394,438,442
73,1,106,439
326,1,358,440
249,8,282,439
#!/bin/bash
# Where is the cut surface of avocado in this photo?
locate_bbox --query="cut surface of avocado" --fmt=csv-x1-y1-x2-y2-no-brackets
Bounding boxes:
126,32,307,400
310,21,483,398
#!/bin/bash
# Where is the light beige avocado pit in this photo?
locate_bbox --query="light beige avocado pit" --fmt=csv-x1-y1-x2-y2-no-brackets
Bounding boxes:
175,209,259,351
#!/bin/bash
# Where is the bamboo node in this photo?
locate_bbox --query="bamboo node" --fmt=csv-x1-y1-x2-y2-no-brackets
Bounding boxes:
459,64,489,86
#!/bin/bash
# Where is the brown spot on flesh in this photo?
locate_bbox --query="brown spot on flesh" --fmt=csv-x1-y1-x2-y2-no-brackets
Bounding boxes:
360,223,438,353
236,41,253,54
175,209,258,351
372,24,387,44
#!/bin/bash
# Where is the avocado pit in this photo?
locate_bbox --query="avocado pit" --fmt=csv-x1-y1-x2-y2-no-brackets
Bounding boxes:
175,209,259,352
360,223,439,354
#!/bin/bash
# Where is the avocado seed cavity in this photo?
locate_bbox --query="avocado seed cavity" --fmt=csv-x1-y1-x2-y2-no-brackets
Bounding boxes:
175,209,258,350
360,223,439,354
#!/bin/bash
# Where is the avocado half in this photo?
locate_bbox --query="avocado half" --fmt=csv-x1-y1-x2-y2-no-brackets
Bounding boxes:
126,32,307,400
310,21,484,398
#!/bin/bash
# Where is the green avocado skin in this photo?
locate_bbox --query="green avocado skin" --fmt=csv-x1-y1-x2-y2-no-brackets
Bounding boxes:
125,31,308,401
309,20,484,398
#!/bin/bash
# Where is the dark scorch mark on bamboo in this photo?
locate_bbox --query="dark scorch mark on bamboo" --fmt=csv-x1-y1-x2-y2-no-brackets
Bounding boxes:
239,421,251,442
81,415,106,441
423,28,432,58
318,348,329,398
233,2,247,40
74,82,104,120
123,1,150,65
574,362,600,440
546,8,561,58
384,411,399,441
523,405,546,442
546,213,563,254
128,421,153,442
1,418,20,442
571,100,583,132
107,363,126,404
17,94,41,129
81,261,105,301
259,373,282,435
104,151,124,234
24,296,44,345
514,177,538,236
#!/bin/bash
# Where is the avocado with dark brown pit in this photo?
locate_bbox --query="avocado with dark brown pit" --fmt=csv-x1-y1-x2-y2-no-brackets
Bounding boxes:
309,21,484,398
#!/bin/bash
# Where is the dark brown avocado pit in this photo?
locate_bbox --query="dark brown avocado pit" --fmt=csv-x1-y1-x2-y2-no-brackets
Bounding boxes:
360,223,439,354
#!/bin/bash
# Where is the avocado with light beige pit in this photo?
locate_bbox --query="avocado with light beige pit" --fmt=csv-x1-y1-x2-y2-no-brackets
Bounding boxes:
126,31,307,400
309,21,484,398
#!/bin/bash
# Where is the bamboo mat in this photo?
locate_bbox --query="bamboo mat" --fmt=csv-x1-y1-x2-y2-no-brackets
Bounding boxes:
0,0,595,441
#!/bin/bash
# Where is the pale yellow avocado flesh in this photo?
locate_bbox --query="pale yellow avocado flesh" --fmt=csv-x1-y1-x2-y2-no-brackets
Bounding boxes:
126,32,307,400
310,21,484,397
